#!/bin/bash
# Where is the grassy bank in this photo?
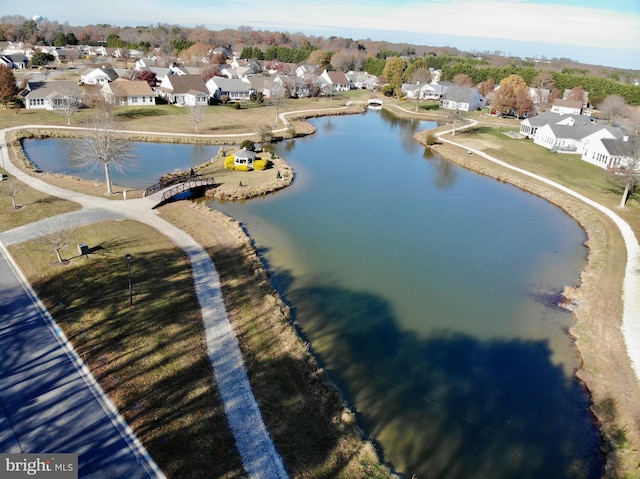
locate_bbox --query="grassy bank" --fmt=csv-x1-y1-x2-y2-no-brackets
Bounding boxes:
8,220,244,479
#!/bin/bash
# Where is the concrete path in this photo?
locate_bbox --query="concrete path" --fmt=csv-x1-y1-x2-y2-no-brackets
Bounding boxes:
434,119,640,383
0,128,288,479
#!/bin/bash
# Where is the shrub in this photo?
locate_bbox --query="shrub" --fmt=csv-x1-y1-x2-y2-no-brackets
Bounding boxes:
425,133,438,146
253,159,269,170
240,140,256,151
224,156,235,169
235,164,250,172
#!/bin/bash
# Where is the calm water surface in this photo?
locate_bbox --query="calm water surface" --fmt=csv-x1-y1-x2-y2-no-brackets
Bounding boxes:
23,111,603,477
209,110,602,478
22,138,219,189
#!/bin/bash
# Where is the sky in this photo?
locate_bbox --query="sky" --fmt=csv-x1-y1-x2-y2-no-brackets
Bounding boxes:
17,0,640,70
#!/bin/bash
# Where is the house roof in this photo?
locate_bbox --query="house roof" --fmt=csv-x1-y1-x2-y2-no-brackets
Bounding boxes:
601,138,635,157
207,77,251,92
82,64,120,81
23,81,82,99
523,111,577,127
325,70,350,85
107,78,154,96
544,122,621,141
245,75,276,91
162,74,208,94
553,99,583,110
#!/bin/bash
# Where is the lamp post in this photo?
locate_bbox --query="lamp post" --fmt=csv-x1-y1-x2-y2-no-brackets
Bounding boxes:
0,145,4,171
125,253,133,306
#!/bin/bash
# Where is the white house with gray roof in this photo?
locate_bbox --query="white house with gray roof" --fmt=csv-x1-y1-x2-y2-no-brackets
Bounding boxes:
23,81,83,110
582,137,636,170
533,117,621,154
80,64,120,85
206,77,251,101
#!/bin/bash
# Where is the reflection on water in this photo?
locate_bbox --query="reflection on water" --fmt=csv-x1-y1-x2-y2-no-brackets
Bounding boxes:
22,138,220,189
211,111,602,478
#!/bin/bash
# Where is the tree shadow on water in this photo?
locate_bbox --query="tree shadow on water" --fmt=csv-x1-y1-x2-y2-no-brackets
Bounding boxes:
282,277,604,479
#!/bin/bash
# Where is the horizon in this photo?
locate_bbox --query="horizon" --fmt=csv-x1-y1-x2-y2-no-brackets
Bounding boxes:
9,0,640,70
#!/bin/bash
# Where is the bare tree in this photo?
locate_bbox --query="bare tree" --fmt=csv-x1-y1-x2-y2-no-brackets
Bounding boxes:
54,82,83,125
0,178,22,208
271,82,287,125
37,221,76,263
411,67,432,111
612,110,640,208
599,94,628,126
452,73,473,87
613,155,640,208
71,113,136,195
186,104,206,132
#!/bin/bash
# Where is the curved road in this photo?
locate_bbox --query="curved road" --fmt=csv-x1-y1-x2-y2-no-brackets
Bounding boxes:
0,129,288,479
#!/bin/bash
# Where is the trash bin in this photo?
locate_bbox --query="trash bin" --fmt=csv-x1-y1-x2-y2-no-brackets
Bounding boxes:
78,243,89,255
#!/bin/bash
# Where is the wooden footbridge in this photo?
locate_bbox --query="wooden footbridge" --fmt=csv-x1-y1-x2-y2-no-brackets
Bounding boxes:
144,174,216,206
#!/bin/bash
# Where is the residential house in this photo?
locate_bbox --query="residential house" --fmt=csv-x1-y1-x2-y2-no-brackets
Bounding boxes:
169,65,203,76
219,64,252,79
551,99,583,115
155,74,209,105
346,71,379,90
206,77,252,102
101,78,156,106
582,136,636,170
1,54,28,69
244,75,281,98
320,70,351,92
563,89,589,110
533,118,621,154
80,64,120,85
519,110,575,138
440,86,483,111
22,81,83,110
420,81,452,100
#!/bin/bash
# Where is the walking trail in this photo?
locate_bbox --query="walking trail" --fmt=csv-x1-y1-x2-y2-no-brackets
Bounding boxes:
0,127,288,479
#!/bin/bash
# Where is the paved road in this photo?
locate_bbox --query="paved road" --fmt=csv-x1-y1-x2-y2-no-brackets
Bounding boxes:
0,244,162,478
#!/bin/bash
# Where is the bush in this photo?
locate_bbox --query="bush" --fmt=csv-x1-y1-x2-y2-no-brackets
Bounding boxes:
235,164,250,172
224,156,235,169
425,133,438,146
240,140,256,151
253,159,269,170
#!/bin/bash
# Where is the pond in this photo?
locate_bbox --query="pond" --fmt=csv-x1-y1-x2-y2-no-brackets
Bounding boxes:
22,110,603,478
21,138,220,189
208,110,603,478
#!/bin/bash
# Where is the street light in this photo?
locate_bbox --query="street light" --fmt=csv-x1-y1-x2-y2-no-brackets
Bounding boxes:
125,253,133,306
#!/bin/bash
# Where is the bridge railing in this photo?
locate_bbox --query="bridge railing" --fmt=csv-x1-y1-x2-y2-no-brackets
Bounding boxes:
158,177,217,202
144,173,203,197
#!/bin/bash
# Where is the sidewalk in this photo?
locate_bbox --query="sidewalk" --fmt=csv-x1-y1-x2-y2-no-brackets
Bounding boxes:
0,128,288,479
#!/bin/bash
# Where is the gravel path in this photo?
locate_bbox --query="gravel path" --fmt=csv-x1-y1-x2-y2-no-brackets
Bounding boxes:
435,120,640,383
0,128,288,479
